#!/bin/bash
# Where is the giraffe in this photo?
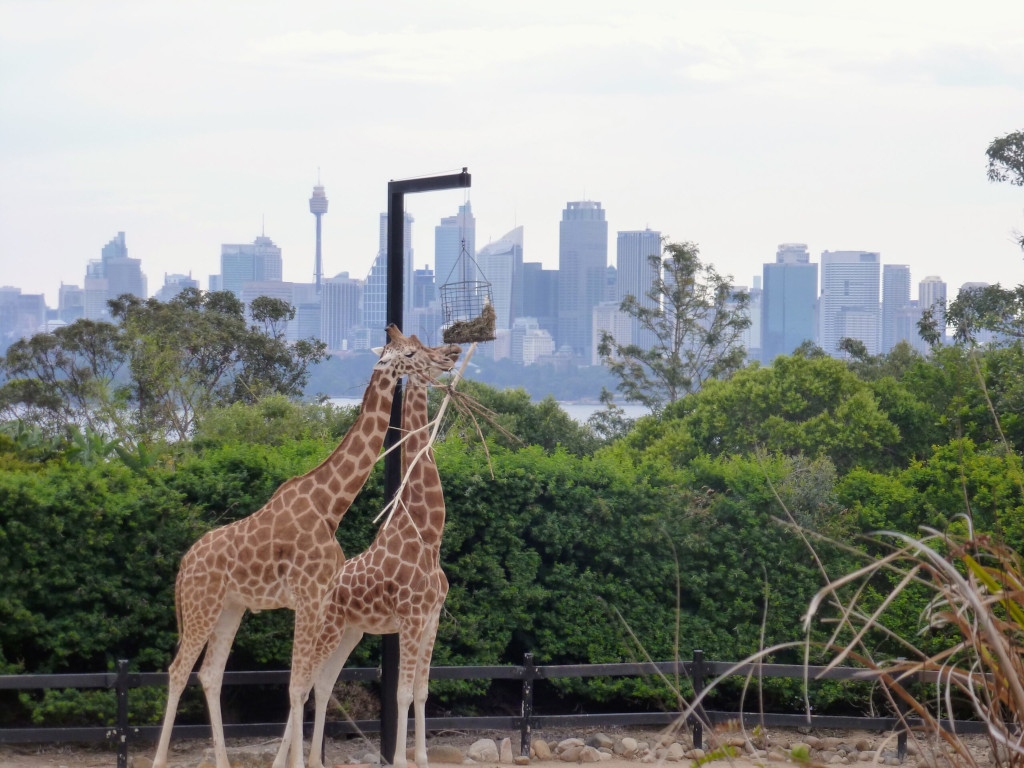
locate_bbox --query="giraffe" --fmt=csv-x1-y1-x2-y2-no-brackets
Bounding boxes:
152,325,460,768
273,360,454,768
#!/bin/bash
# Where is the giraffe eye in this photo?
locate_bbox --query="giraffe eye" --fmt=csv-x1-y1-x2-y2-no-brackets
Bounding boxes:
404,351,416,358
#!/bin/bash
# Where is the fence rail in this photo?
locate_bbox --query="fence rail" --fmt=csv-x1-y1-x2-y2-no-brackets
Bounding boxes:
0,651,987,768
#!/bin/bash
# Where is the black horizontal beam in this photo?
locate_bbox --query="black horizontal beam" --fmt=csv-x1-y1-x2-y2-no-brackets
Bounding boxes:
388,169,471,196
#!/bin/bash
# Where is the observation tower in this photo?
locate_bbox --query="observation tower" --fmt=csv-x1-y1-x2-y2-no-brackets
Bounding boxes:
309,177,329,293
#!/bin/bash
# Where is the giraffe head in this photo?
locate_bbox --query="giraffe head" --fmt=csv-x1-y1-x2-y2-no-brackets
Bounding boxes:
375,324,461,380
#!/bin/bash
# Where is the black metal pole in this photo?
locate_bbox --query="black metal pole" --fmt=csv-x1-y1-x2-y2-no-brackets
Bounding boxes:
381,168,470,766
116,659,129,768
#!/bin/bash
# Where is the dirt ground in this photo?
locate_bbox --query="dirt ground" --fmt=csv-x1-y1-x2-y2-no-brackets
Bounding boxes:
0,726,986,768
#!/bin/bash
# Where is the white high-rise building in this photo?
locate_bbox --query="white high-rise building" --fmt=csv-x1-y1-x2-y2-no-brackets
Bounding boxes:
476,226,523,331
592,300,632,366
220,235,282,299
434,202,477,289
819,250,881,356
321,272,362,352
615,229,661,353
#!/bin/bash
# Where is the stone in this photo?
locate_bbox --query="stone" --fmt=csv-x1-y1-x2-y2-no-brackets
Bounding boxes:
665,742,686,762
560,746,584,762
557,738,584,754
768,750,788,761
533,740,552,760
684,749,706,761
501,738,515,764
515,757,532,766
807,737,825,750
859,752,876,761
469,739,500,763
130,758,154,768
823,737,843,751
829,756,844,765
579,747,601,763
883,759,901,767
855,739,873,752
429,744,467,764
586,733,615,750
359,751,382,764
614,737,638,757
821,750,838,762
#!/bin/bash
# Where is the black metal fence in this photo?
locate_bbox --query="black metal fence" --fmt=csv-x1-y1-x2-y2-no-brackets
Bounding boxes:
0,650,987,768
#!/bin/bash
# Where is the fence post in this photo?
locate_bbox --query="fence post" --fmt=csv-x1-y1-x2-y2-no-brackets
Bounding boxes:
116,659,129,768
521,653,535,758
691,650,703,751
894,662,915,762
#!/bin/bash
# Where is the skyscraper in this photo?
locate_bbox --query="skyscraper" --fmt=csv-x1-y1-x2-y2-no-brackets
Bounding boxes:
476,225,524,331
363,212,413,345
309,182,329,294
616,228,662,352
920,276,949,346
521,262,558,340
761,243,818,363
434,202,477,291
882,264,912,353
819,250,881,356
220,235,283,299
320,272,362,352
557,200,608,359
84,232,147,319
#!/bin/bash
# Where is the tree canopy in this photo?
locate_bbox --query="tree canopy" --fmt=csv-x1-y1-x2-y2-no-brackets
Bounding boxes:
598,241,750,411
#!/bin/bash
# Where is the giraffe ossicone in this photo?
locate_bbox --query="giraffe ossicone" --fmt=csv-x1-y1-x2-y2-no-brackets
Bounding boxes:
152,325,460,768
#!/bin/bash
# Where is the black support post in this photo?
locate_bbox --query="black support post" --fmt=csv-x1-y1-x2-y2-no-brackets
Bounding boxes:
116,659,129,768
380,168,470,766
520,653,535,758
691,650,704,751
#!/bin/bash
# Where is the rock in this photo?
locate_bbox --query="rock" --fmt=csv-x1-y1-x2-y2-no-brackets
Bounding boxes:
856,739,873,752
883,759,901,767
906,742,919,757
821,750,838,762
501,737,515,763
469,739,500,763
557,738,584,754
684,749,706,761
560,745,584,762
768,750,788,761
797,726,813,735
586,733,614,750
614,737,638,757
807,737,825,750
533,740,552,760
823,737,843,751
659,733,677,747
859,751,876,761
429,744,467,764
515,757,532,766
598,753,612,762
579,747,601,763
640,753,657,764
829,756,845,765
358,750,381,763
665,742,686,762
130,758,154,768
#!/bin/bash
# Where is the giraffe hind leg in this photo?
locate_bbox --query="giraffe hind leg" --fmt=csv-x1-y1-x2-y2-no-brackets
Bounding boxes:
197,602,247,768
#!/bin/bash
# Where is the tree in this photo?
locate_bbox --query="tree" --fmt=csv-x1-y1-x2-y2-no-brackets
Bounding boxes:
0,289,327,446
598,241,751,411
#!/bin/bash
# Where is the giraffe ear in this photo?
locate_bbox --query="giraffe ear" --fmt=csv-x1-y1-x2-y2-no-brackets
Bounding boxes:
371,346,384,357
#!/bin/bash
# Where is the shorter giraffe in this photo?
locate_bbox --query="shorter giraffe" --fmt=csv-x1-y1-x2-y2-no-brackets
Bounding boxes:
153,327,459,768
273,362,454,768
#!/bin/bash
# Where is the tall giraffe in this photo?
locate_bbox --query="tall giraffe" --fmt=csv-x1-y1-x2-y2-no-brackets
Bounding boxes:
273,361,453,768
152,326,459,768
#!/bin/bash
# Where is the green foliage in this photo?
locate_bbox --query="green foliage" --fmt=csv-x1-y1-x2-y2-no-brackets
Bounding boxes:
0,288,327,447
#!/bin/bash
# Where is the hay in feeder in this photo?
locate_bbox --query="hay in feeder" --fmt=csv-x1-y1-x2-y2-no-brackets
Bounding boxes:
443,302,496,344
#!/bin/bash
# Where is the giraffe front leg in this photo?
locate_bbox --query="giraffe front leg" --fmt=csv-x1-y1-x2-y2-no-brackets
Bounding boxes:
308,628,364,768
412,611,443,768
285,605,324,768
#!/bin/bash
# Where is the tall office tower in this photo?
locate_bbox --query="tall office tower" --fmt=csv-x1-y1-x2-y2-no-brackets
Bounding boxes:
309,182,329,293
83,260,110,320
920,276,950,345
434,202,476,291
412,266,435,309
101,231,128,264
743,276,763,362
616,228,662,352
557,200,608,358
321,272,362,352
0,287,46,346
476,225,524,331
818,250,881,357
154,273,200,303
605,264,618,303
58,283,85,324
220,235,283,299
761,243,818,363
363,212,414,345
521,262,559,339
105,257,147,302
882,264,912,353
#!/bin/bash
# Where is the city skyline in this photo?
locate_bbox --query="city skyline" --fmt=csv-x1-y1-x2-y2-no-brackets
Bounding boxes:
2,3,1023,310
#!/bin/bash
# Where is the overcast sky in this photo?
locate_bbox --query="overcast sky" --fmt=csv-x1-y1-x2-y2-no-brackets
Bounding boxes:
2,1,1023,308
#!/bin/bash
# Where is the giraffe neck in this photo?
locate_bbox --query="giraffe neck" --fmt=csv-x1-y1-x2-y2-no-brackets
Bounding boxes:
398,375,445,547
309,366,398,530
